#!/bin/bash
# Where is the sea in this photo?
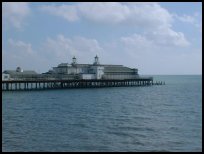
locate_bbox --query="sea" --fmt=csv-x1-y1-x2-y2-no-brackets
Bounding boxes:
2,75,202,152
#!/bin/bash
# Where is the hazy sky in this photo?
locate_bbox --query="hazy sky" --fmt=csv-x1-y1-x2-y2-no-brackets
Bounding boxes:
2,2,202,75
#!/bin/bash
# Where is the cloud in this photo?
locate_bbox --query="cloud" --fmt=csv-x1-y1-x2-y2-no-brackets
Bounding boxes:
2,30,199,74
76,2,130,24
3,36,105,72
121,28,190,49
146,28,190,47
8,38,33,54
174,14,196,24
173,12,202,31
173,13,199,24
40,2,172,29
116,33,197,74
40,4,79,22
2,2,30,29
42,35,104,64
3,39,34,69
3,39,47,72
40,3,190,49
2,3,201,75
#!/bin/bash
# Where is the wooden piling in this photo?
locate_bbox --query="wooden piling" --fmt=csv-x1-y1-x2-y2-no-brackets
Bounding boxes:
2,78,165,91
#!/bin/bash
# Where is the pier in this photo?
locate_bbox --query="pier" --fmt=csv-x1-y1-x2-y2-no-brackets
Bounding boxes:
2,78,164,91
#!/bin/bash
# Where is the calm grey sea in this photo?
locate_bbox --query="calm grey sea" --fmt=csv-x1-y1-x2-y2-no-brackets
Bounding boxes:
2,75,202,152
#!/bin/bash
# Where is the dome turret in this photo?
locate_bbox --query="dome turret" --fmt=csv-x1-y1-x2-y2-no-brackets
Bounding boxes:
16,67,23,72
93,55,99,65
72,56,77,65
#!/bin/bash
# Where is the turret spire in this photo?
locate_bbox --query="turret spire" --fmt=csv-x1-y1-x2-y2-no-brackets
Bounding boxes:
94,55,99,65
72,56,77,65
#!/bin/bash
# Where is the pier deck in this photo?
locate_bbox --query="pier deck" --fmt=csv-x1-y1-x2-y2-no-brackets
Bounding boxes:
2,78,164,91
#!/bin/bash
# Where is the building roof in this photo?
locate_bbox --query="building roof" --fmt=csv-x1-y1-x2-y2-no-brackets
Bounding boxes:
57,63,70,67
55,63,125,68
103,66,135,73
3,70,38,75
53,63,138,73
75,64,91,67
101,64,123,67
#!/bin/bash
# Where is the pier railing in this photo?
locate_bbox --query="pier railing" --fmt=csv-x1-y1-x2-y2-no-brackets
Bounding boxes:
2,78,165,91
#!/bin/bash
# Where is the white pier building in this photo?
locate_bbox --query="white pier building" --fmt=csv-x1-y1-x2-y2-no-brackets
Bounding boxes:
45,56,139,80
2,56,139,80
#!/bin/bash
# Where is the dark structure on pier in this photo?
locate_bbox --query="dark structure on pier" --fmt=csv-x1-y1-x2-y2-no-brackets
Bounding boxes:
2,56,165,91
2,78,165,91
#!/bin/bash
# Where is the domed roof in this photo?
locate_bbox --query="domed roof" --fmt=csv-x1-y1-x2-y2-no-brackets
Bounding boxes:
93,55,99,65
16,67,23,72
72,56,77,65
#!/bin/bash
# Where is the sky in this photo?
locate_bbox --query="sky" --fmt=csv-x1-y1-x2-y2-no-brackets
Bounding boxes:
2,2,202,75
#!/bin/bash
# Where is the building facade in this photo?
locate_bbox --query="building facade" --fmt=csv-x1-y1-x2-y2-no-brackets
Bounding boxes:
46,56,138,80
2,56,139,80
2,67,38,81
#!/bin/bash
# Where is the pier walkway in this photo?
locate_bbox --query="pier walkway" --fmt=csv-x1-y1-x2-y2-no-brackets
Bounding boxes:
2,78,165,91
